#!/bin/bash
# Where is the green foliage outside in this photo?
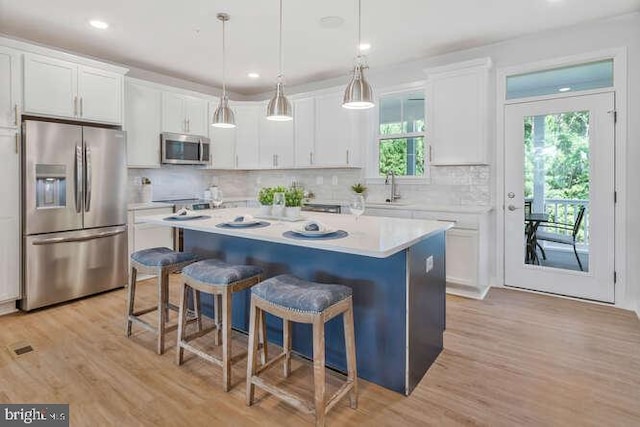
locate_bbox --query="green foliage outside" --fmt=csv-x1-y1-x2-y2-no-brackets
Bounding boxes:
524,111,590,242
378,121,425,177
379,136,425,176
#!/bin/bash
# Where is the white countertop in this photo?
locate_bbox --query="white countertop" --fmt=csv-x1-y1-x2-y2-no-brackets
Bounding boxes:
139,207,453,259
128,202,175,211
365,202,493,214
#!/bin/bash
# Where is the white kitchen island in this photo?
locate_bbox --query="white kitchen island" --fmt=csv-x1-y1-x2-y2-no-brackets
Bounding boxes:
141,208,453,395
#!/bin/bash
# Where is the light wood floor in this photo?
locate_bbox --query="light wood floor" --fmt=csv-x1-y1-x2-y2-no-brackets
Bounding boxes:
1,276,639,426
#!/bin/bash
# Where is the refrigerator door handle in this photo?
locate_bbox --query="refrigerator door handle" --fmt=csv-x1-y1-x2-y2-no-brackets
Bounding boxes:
85,145,92,212
75,145,83,213
32,226,127,245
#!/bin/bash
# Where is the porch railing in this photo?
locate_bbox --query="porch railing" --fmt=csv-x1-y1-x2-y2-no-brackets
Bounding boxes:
541,198,589,246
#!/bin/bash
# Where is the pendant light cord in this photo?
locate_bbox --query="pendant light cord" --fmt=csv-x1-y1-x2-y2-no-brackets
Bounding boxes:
222,17,227,97
278,0,284,82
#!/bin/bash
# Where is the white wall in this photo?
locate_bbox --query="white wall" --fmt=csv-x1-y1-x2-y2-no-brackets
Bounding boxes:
266,12,640,311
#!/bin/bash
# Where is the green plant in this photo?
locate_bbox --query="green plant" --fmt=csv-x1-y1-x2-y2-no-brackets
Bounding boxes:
257,187,274,205
351,183,367,194
285,187,305,207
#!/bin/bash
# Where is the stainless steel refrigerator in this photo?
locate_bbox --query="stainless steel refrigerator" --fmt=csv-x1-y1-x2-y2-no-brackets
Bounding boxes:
21,120,128,311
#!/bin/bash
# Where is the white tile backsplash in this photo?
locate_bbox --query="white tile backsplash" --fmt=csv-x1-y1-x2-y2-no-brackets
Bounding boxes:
127,165,491,206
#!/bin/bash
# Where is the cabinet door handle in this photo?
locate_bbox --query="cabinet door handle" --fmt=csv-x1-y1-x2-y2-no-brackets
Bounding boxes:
346,149,350,165
235,155,238,168
276,154,279,167
14,104,19,126
186,118,190,133
74,96,78,116
15,132,19,153
309,152,313,165
79,97,83,117
429,145,433,163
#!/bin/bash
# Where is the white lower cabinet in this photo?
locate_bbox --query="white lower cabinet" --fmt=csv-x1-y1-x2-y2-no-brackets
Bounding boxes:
367,207,491,299
128,207,174,281
0,128,20,313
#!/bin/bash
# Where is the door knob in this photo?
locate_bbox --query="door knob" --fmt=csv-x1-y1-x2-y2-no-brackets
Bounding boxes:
507,192,515,199
508,205,519,211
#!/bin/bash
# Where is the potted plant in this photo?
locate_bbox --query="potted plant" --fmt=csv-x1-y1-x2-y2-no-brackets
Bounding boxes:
351,182,367,199
284,187,305,219
257,187,274,216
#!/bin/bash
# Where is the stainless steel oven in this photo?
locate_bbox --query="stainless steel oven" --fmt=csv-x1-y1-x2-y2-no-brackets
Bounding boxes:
161,133,210,165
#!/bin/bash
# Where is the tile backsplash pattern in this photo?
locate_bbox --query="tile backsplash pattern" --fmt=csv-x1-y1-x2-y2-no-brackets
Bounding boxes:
127,165,491,206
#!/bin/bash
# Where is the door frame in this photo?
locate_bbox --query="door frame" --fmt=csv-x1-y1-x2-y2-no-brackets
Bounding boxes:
495,47,629,308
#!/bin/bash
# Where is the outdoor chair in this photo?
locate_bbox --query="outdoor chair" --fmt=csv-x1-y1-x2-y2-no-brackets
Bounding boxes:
536,205,586,271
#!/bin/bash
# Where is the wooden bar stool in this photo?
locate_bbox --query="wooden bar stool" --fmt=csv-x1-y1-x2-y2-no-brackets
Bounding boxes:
246,274,357,427
177,258,265,392
125,247,199,355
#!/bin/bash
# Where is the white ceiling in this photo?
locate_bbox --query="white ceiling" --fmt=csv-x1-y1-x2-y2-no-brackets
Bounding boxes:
1,0,639,95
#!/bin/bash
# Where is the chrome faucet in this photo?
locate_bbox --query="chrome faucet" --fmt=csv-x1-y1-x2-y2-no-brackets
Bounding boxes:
384,171,400,202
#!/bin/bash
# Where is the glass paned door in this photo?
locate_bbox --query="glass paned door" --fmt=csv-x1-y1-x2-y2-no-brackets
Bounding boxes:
504,93,615,302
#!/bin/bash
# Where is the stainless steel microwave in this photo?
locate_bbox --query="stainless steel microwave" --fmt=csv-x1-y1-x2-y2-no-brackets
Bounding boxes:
160,133,210,165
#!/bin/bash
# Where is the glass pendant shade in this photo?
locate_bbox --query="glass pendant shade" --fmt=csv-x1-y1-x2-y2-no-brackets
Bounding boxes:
266,81,292,121
211,96,235,128
342,63,374,109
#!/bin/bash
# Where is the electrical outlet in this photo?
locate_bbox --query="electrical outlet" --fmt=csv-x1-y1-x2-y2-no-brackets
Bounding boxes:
316,176,324,185
133,176,142,186
426,256,434,273
332,176,338,186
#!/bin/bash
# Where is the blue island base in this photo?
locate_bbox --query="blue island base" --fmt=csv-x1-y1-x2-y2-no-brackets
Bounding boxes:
184,229,445,395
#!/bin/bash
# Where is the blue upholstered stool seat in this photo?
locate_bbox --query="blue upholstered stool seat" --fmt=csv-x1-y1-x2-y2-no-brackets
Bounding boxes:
131,247,198,267
252,274,352,313
182,259,264,285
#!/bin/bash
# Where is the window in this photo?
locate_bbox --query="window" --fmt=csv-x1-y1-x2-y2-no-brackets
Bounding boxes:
506,59,613,100
378,90,426,177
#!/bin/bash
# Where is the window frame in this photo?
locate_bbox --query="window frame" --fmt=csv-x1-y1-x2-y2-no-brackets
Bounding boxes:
366,82,430,184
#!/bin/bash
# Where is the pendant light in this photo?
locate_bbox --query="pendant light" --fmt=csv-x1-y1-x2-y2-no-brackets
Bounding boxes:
342,0,374,109
266,0,292,121
211,13,235,128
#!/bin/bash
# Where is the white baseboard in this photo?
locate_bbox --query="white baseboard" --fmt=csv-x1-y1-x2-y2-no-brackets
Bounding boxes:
0,300,18,316
446,282,489,300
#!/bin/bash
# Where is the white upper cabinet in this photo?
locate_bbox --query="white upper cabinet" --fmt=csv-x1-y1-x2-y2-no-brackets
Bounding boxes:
23,53,124,124
208,100,236,169
425,58,491,165
0,46,21,129
294,97,315,167
125,79,162,168
314,92,361,167
233,103,261,169
162,92,208,136
78,66,123,124
184,96,208,136
259,105,294,169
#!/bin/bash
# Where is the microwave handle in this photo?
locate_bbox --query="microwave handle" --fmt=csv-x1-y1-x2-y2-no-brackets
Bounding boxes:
199,139,204,162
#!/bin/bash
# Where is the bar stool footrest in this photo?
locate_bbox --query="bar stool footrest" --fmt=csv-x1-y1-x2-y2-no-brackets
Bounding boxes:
250,375,315,415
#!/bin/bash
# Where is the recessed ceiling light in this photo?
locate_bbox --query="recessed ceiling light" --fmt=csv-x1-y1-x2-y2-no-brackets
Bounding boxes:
359,43,371,51
558,87,571,92
248,72,260,79
89,20,109,30
319,16,344,29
